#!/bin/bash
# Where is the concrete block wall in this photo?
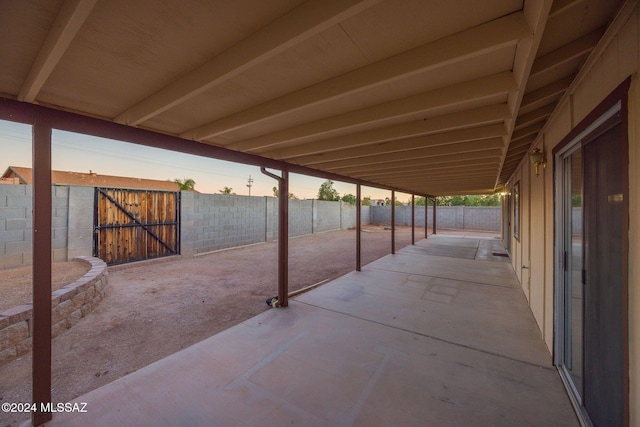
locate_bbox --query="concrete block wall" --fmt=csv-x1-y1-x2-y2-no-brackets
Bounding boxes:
52,186,69,262
66,186,94,259
313,200,341,232
183,192,267,256
0,186,499,270
369,205,500,231
340,202,358,229
361,205,371,225
288,199,313,237
0,184,32,269
181,196,363,250
0,184,93,269
461,207,502,232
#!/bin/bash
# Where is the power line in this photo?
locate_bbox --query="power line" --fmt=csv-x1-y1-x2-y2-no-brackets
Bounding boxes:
246,175,254,196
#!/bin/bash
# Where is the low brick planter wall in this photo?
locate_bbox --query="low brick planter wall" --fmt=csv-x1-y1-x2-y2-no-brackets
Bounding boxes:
0,256,108,365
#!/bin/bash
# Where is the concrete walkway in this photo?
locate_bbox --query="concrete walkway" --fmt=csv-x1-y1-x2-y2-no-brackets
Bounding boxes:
46,235,578,427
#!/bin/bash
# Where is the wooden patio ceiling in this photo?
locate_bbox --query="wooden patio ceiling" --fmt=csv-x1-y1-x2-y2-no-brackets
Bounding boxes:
0,0,623,196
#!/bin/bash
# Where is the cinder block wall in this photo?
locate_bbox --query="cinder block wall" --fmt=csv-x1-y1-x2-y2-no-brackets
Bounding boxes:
0,184,32,269
361,205,371,225
0,186,498,269
288,199,313,237
340,202,357,229
0,185,94,269
182,193,268,256
313,200,341,232
66,186,94,259
369,205,500,231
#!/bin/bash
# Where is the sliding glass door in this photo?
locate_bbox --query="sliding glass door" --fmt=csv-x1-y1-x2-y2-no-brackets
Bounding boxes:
555,102,626,426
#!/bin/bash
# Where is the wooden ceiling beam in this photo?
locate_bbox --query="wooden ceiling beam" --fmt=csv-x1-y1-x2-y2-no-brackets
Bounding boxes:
360,162,499,177
549,0,585,19
508,135,536,151
303,138,504,170
356,160,501,178
228,78,513,153
327,149,503,174
323,143,503,174
513,104,555,130
366,172,499,185
252,102,510,158
182,12,530,140
520,74,575,110
114,0,380,126
529,28,604,77
389,178,497,188
18,0,98,102
291,123,506,165
511,122,543,141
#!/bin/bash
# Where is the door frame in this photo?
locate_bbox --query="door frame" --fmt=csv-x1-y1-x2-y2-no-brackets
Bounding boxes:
553,79,630,427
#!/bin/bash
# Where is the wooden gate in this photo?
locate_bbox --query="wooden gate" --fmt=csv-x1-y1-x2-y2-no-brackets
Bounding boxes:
94,188,180,265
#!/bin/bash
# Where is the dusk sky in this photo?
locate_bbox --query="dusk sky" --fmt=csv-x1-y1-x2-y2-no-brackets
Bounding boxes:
0,119,405,201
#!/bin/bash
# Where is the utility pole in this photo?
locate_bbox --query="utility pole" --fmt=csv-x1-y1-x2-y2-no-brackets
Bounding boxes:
247,174,254,196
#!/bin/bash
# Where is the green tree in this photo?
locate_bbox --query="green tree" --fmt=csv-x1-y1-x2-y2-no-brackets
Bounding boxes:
272,186,298,199
413,196,426,206
434,194,500,206
384,196,404,206
362,196,371,206
341,193,357,205
317,179,340,201
173,178,196,191
219,186,235,195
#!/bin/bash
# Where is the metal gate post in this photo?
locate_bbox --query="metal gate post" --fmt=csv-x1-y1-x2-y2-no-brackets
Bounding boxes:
425,196,428,239
261,167,289,307
391,190,395,254
32,119,53,426
411,194,415,245
433,197,437,235
356,184,361,271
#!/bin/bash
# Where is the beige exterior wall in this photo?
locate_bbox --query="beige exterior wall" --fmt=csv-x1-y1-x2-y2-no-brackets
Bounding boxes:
506,5,640,425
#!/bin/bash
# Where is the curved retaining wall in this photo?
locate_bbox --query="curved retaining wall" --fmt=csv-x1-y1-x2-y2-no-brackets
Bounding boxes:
0,256,108,365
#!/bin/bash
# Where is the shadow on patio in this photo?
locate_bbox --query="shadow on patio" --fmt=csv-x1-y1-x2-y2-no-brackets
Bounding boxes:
46,235,577,426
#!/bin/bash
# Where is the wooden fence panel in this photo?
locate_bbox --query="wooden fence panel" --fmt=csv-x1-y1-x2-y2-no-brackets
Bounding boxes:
94,188,179,265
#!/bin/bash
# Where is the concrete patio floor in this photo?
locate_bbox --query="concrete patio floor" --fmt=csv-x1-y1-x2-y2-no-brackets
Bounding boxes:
46,235,578,427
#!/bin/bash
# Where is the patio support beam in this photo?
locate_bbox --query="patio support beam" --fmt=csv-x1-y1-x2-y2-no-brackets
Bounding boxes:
260,167,289,307
356,184,361,272
411,195,415,245
18,0,97,103
0,98,416,196
32,118,53,426
291,124,507,166
391,191,395,255
227,79,513,154
183,13,529,140
115,0,380,126
247,102,510,158
433,198,437,235
425,198,428,239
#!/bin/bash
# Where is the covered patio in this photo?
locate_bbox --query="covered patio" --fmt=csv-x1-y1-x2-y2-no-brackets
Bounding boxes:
2,1,637,425
47,235,577,426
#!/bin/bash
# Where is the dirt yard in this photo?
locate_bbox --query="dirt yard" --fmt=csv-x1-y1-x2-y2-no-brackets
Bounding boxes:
0,226,438,426
0,261,90,312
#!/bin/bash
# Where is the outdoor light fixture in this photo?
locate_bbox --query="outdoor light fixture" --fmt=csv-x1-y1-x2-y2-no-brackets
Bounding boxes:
530,148,546,177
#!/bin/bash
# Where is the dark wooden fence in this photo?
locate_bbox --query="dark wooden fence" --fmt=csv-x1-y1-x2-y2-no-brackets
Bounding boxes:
94,188,179,265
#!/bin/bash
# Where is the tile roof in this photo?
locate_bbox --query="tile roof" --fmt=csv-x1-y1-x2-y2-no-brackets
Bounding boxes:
2,166,181,191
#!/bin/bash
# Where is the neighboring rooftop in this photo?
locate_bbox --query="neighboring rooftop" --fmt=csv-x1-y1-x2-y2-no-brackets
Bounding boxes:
1,166,181,191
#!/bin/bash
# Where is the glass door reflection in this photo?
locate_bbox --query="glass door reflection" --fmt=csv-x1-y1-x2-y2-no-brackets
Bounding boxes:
563,148,584,398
